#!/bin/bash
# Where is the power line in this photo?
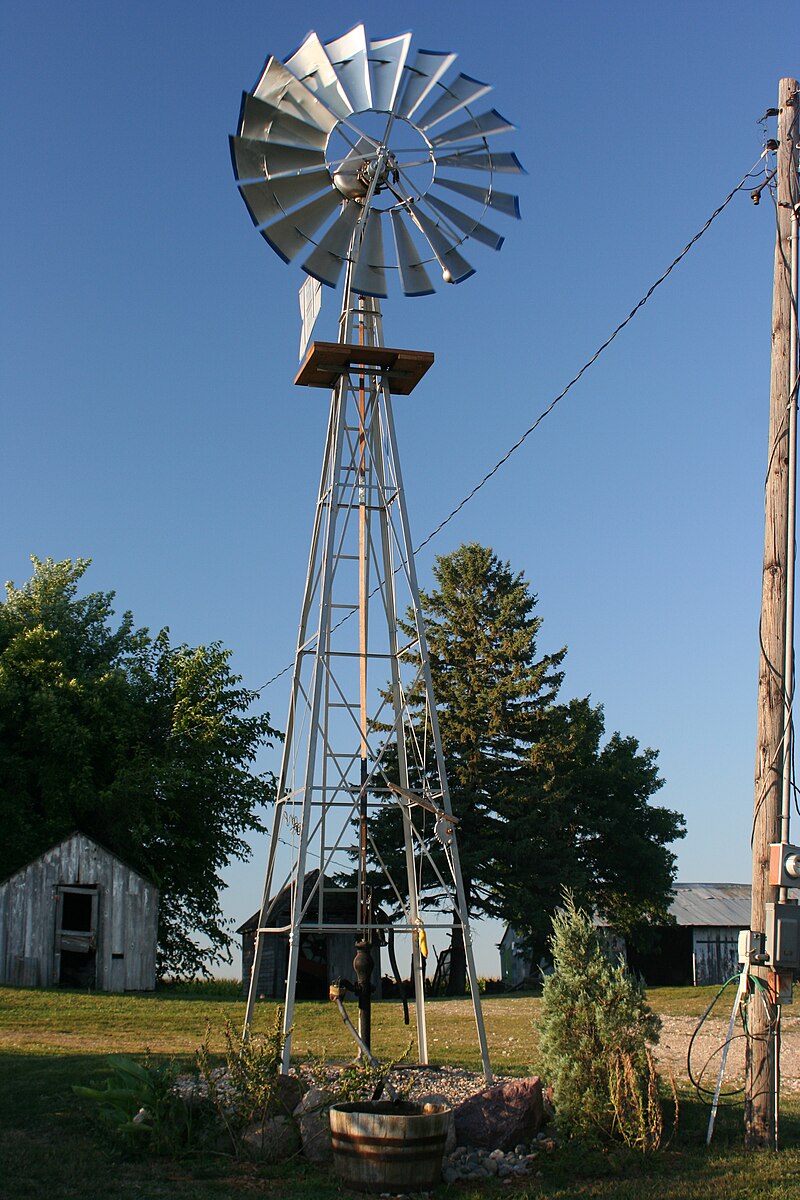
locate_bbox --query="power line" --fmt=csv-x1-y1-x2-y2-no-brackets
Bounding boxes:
255,154,767,698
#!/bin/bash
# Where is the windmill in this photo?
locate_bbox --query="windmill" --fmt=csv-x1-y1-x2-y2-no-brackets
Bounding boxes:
231,25,524,1080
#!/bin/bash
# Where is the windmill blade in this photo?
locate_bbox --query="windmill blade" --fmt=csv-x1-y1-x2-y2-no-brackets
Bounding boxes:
230,135,269,184
263,142,327,179
352,211,388,298
433,175,521,219
390,210,435,296
231,136,327,189
238,92,328,151
416,73,492,132
260,190,344,263
435,147,526,174
238,169,332,227
368,33,412,112
325,25,372,113
422,193,504,251
430,109,515,148
410,206,475,284
302,203,361,288
396,49,457,120
284,31,353,120
252,56,338,134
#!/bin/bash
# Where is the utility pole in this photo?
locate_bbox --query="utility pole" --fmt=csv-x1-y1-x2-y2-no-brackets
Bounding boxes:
746,77,800,1151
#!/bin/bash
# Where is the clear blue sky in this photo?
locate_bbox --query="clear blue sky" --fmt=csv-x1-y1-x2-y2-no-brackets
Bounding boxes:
2,2,797,976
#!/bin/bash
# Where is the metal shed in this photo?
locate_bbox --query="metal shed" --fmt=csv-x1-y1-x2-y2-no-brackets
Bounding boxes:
0,832,158,991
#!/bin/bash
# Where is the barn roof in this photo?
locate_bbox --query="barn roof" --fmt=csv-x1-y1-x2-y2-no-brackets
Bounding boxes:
499,882,799,948
0,831,156,890
670,883,800,927
237,869,355,934
669,883,753,927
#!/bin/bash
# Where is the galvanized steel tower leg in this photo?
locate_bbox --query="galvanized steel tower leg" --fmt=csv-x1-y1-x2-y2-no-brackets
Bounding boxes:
244,279,491,1083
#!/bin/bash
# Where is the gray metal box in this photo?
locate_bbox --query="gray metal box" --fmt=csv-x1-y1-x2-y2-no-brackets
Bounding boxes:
765,902,800,970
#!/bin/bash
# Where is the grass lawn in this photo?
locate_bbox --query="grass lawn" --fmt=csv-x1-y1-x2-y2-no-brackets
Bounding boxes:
2,983,800,1199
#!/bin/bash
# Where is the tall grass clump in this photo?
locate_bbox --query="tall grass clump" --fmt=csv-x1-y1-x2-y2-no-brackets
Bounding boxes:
537,893,668,1151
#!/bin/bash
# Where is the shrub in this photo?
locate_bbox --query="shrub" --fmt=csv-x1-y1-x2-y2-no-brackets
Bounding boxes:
536,892,667,1151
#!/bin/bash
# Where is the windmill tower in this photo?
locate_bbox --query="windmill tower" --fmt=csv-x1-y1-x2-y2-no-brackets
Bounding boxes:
231,25,524,1080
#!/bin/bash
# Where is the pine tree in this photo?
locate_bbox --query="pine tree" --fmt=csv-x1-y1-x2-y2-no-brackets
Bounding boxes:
406,544,565,991
358,543,684,990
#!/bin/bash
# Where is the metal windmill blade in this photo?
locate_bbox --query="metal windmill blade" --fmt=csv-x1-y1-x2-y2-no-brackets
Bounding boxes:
231,27,524,296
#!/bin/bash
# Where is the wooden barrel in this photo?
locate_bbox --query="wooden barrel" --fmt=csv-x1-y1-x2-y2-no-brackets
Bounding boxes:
329,1101,450,1193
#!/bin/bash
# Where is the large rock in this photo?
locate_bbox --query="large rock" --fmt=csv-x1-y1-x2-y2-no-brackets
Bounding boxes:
272,1072,306,1116
293,1086,334,1164
240,1113,301,1161
452,1077,544,1151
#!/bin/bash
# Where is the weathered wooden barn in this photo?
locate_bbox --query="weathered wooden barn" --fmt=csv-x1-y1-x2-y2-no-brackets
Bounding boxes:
0,833,159,991
626,883,752,987
499,883,760,988
239,870,381,1000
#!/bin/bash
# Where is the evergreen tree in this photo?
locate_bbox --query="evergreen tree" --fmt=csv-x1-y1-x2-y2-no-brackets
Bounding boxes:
537,893,664,1149
408,543,565,991
365,543,684,990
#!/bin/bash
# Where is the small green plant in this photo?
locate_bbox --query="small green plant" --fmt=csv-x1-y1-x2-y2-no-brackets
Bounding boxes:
537,892,668,1151
73,1053,190,1154
303,1040,415,1103
195,1009,290,1153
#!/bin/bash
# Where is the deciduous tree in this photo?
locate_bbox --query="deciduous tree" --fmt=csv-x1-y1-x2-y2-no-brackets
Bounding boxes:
0,556,278,976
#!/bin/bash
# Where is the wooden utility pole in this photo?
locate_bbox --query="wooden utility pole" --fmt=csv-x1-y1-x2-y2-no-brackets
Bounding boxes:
746,77,799,1150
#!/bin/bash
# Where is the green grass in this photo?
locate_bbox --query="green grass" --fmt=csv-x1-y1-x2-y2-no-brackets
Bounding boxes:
2,985,800,1199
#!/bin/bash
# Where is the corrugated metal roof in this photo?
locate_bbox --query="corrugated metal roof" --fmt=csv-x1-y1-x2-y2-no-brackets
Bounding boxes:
670,883,752,927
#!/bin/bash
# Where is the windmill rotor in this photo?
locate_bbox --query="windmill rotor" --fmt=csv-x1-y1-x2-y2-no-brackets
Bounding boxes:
230,24,525,296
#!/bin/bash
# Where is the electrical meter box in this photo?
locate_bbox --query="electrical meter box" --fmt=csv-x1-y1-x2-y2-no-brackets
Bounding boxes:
769,842,800,888
765,902,800,971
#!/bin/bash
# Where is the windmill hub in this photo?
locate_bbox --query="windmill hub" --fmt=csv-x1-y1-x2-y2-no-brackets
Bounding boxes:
332,144,400,201
326,113,433,212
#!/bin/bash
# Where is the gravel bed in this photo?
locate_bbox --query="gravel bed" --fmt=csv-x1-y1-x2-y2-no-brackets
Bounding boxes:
293,1061,513,1106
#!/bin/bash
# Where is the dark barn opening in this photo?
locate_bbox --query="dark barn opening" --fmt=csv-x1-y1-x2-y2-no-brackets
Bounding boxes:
61,889,93,932
57,885,98,988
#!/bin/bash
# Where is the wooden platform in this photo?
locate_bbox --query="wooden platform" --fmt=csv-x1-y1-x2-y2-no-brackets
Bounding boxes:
294,341,434,396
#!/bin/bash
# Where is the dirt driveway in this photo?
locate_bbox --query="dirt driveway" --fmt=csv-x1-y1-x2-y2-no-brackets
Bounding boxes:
654,1011,800,1092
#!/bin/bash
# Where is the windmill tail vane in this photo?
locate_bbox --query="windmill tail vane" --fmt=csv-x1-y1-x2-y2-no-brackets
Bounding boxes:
233,25,524,1083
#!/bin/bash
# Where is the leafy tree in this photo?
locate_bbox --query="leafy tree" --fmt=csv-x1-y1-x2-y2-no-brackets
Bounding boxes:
0,556,278,976
500,695,684,957
365,544,684,992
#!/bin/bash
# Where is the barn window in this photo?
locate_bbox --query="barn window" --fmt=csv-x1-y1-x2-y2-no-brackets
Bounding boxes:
61,889,94,932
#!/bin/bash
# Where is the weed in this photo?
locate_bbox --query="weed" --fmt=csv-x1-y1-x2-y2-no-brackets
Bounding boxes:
194,1010,291,1154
